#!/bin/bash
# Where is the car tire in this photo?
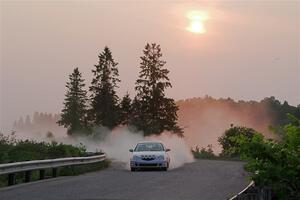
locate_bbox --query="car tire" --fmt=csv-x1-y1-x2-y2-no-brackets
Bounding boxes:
131,167,136,172
162,167,167,171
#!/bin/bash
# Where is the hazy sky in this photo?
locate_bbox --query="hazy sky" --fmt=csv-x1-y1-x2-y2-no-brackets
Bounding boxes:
1,0,299,132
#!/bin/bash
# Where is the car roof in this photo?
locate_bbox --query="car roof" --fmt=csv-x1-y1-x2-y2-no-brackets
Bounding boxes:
137,141,163,144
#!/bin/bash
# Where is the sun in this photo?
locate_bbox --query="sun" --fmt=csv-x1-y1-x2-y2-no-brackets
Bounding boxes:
186,10,209,34
187,21,205,34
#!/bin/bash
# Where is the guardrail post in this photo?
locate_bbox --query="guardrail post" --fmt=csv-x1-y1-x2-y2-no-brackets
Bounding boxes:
39,169,45,180
25,171,31,183
8,173,16,186
52,168,58,177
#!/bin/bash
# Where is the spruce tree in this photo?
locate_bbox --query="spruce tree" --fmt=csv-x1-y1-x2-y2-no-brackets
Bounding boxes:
119,92,132,125
58,68,89,135
89,47,120,129
132,43,182,136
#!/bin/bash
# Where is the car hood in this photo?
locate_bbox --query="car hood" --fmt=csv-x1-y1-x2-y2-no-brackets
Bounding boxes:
133,151,165,156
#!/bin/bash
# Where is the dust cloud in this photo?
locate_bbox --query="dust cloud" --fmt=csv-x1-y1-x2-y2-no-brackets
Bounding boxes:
73,128,194,170
6,127,194,170
177,98,275,153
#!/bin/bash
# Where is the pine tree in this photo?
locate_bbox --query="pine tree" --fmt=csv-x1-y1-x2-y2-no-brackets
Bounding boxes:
119,92,132,125
17,117,24,129
89,47,120,129
13,120,18,130
57,68,89,135
132,43,182,136
24,115,32,130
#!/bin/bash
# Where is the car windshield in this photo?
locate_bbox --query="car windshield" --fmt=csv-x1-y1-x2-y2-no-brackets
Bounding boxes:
134,143,164,152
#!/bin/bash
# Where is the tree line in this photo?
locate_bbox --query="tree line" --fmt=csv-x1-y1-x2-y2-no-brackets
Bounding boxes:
57,43,182,136
177,96,300,127
13,112,60,131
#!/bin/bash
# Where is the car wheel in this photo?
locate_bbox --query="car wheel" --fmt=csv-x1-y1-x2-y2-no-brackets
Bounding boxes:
162,167,167,171
131,167,136,172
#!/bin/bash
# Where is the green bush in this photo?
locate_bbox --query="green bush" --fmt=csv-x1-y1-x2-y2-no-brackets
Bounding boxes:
192,144,217,159
218,125,259,158
0,133,109,187
222,115,300,200
0,133,87,164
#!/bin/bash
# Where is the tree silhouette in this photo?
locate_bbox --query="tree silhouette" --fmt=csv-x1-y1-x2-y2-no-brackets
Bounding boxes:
119,92,132,125
57,68,89,135
131,43,182,135
89,47,121,130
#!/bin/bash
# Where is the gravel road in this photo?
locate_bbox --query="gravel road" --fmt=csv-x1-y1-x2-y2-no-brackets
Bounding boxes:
0,159,248,200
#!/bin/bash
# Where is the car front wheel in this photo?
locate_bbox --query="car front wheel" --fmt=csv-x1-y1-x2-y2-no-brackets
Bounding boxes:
131,167,136,172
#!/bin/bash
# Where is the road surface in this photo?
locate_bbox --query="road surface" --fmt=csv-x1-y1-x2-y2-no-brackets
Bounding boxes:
0,159,248,200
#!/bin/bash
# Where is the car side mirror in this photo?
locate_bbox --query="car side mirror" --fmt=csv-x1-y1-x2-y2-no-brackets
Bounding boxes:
166,148,171,152
129,149,133,152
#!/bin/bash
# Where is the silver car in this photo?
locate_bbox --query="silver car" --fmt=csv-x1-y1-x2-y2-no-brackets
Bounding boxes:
129,141,170,171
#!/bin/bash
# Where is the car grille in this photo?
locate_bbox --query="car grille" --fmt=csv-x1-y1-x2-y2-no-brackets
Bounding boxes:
141,155,156,161
139,163,159,167
141,157,155,161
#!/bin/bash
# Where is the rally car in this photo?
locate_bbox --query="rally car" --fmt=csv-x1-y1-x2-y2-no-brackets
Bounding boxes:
129,141,170,171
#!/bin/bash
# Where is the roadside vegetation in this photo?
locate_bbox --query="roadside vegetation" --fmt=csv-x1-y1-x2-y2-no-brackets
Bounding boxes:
191,145,218,160
0,133,109,187
193,114,300,200
233,115,300,200
0,133,89,164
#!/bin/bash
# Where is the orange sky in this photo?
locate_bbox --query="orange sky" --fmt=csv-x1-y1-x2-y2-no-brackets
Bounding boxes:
0,1,299,131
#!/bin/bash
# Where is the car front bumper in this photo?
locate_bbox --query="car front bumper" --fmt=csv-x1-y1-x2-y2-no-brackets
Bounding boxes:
130,160,168,168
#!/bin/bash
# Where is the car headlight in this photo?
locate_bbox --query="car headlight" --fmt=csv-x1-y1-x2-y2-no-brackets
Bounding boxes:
157,155,164,160
133,155,140,160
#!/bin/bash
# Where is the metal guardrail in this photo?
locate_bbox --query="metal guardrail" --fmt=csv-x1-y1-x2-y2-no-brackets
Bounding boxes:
228,181,255,200
0,154,106,186
228,181,272,200
0,154,106,175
